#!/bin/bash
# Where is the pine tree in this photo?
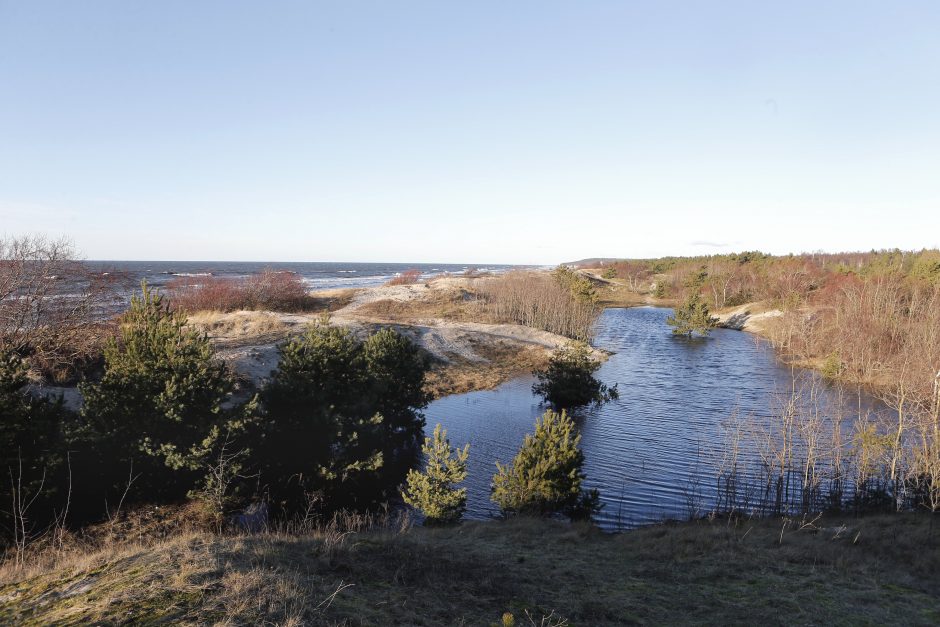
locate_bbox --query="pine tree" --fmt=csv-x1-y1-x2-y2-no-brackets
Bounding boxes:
401,424,469,525
553,266,598,304
666,293,717,337
532,342,618,409
491,409,599,519
258,322,428,513
362,327,429,461
80,282,233,498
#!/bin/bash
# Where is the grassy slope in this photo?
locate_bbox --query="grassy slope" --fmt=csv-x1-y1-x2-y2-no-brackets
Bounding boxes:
2,514,938,626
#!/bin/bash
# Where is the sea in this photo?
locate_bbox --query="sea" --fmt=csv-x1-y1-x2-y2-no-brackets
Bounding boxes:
84,261,522,294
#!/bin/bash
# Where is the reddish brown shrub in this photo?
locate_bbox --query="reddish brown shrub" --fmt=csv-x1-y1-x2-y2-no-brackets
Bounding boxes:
0,235,122,381
385,269,422,286
167,270,311,313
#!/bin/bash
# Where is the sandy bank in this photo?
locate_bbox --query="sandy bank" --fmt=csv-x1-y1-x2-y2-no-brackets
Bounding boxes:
197,276,592,402
713,302,784,334
32,274,597,408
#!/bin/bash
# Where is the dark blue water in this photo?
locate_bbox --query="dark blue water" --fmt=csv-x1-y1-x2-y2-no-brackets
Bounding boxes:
84,260,521,293
426,306,879,529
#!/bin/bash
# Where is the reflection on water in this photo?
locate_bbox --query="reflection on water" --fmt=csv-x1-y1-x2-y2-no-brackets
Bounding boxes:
426,306,877,529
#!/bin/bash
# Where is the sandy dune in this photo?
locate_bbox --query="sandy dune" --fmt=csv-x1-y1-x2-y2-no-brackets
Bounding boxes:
33,276,600,407
203,277,586,400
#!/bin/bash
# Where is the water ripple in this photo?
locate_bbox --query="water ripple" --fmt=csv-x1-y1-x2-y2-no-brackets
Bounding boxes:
426,307,882,529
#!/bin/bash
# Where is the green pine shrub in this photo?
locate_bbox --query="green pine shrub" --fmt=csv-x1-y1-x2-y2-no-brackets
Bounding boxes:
80,283,236,501
258,321,428,515
553,266,597,304
401,423,469,525
491,409,599,519
362,327,430,456
532,342,618,409
820,353,844,380
666,293,717,337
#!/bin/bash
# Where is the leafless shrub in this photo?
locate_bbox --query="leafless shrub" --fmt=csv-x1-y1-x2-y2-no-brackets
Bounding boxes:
166,270,311,312
705,372,919,519
384,269,422,286
479,271,598,341
0,235,120,380
194,430,256,533
906,372,940,512
713,410,747,515
7,452,46,568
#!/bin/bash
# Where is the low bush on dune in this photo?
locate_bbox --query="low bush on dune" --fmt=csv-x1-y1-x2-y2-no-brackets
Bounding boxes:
166,270,312,312
384,269,422,286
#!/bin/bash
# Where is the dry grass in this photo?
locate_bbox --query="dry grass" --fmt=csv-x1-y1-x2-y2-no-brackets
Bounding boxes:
355,288,484,323
185,290,356,346
2,513,938,625
424,341,551,398
188,310,289,343
312,288,358,313
592,282,657,308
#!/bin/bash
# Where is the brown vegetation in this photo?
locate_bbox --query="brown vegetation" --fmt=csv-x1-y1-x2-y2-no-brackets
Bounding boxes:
166,270,313,313
354,287,483,323
479,271,599,341
591,250,940,403
0,235,120,381
384,269,422,286
186,310,290,345
2,512,937,625
423,341,551,398
694,369,940,520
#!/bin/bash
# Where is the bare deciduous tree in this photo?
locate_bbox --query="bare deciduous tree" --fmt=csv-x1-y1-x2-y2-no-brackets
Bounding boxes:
0,235,119,379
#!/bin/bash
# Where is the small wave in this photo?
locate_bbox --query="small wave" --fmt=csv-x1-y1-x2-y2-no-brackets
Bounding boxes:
172,272,213,277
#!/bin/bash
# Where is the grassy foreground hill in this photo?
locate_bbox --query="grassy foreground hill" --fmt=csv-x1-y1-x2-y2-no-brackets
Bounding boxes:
1,513,938,626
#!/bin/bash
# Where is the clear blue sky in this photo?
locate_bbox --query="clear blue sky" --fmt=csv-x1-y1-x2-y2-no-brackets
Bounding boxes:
1,1,938,263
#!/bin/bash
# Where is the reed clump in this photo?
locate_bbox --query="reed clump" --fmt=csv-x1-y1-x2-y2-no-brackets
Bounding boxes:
697,370,940,521
479,270,599,341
